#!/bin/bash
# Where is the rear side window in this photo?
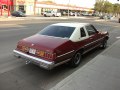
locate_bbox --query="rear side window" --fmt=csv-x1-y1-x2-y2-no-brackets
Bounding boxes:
39,25,75,38
86,25,97,36
80,28,86,37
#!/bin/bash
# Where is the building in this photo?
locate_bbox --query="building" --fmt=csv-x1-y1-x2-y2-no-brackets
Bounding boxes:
15,0,34,15
0,0,14,16
0,0,94,16
34,0,94,15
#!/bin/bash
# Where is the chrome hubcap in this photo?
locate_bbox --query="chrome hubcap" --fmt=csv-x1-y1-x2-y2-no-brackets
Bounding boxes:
74,53,81,65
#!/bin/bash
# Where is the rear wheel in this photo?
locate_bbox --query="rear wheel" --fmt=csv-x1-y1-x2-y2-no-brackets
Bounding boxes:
70,52,82,67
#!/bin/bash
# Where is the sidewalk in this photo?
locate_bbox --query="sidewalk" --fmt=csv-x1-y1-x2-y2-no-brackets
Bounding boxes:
50,39,120,90
0,16,25,21
0,15,99,21
0,16,69,21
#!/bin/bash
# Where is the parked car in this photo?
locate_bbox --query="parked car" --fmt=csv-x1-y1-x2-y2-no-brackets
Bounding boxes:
11,11,26,17
81,13,92,16
70,12,75,16
100,15,113,20
43,11,61,17
13,23,109,70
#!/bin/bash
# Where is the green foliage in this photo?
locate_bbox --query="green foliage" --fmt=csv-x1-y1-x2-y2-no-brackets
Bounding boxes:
103,1,113,13
94,0,120,14
94,1,104,12
113,3,120,14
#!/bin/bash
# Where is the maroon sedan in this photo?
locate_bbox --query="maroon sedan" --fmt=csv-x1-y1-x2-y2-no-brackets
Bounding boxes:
13,23,109,70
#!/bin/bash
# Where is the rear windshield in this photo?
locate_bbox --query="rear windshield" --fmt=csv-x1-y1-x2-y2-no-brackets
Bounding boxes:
38,25,75,38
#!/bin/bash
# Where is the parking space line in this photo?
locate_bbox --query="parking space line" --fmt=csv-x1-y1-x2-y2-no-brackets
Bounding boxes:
0,27,28,32
116,36,120,39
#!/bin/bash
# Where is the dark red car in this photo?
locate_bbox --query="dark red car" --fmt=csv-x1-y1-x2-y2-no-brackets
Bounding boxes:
13,23,109,70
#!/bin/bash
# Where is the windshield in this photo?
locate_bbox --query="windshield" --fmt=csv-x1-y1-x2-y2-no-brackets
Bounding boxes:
18,11,24,15
38,25,75,38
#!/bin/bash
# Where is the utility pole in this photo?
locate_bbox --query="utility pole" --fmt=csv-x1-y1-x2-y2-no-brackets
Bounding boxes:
0,0,2,16
34,0,37,15
7,0,10,16
68,0,70,17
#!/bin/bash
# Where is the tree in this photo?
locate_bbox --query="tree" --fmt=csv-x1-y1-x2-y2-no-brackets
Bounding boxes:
113,3,120,15
94,1,104,13
103,1,113,13
94,0,119,15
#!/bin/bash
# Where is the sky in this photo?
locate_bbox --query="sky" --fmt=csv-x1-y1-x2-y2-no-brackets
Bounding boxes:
54,0,120,8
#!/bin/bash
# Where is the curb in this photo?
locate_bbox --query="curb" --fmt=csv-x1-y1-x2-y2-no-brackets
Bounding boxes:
50,39,120,90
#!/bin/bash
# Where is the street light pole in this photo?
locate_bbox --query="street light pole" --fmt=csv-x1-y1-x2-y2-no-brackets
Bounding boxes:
0,0,2,16
68,0,70,17
7,0,10,16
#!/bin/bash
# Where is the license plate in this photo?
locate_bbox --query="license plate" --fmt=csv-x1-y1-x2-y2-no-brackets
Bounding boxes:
29,48,36,54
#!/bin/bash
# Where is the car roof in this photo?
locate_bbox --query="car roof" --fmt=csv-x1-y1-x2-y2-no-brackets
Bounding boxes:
52,23,90,28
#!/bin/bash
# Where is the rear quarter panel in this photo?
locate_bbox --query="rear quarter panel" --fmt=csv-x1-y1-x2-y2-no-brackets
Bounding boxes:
54,41,75,63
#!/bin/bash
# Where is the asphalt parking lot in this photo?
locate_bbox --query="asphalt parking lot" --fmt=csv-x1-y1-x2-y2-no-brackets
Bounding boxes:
0,17,120,90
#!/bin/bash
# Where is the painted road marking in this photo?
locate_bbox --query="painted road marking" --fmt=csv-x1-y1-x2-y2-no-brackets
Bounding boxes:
116,36,120,39
0,27,28,32
0,24,26,28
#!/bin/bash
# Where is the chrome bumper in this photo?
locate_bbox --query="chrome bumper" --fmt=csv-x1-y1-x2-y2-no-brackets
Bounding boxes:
13,50,55,70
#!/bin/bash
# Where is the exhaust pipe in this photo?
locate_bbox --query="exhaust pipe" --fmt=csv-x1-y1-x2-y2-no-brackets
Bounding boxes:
26,60,31,64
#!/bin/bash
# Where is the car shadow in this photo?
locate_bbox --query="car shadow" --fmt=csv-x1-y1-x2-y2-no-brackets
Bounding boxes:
9,47,106,89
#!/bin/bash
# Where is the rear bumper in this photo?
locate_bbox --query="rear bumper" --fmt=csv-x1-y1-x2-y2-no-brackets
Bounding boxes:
13,50,55,70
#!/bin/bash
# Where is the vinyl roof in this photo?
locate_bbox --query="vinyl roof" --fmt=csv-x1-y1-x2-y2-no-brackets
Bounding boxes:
52,23,89,28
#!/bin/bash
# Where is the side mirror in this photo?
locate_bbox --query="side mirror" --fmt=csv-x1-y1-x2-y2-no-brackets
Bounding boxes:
96,31,99,33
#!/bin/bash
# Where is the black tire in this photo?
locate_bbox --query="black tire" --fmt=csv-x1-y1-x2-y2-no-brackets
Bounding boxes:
100,39,107,49
52,14,55,17
70,52,82,67
44,14,47,17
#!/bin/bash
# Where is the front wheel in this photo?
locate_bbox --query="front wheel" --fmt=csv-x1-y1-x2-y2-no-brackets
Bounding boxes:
69,52,82,67
100,39,107,49
44,14,47,17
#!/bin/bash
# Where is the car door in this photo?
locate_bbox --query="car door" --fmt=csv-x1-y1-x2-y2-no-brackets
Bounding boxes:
73,27,92,53
85,25,101,50
80,27,96,53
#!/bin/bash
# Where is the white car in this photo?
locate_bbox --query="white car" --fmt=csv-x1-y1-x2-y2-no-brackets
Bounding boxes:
44,11,61,17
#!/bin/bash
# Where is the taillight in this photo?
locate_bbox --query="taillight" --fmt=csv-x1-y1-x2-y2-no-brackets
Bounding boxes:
17,44,22,50
36,50,56,60
22,46,29,52
44,52,56,60
17,45,29,52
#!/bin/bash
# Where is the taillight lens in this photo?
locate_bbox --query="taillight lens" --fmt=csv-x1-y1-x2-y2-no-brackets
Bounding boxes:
17,44,56,60
36,50,56,60
17,45,29,52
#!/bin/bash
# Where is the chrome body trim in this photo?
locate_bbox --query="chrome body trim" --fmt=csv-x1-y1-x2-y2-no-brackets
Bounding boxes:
55,59,71,67
13,50,71,70
83,44,101,54
84,37,104,47
13,50,54,69
57,50,74,58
